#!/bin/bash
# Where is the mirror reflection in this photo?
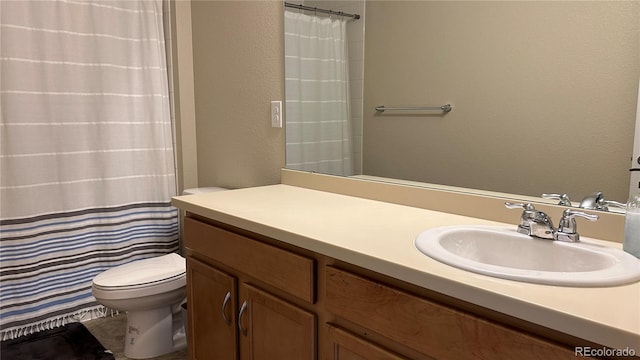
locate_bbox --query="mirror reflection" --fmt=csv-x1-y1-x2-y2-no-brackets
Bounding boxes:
284,1,640,211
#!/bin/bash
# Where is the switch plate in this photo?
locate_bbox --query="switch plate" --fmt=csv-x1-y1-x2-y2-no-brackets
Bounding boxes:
271,101,282,128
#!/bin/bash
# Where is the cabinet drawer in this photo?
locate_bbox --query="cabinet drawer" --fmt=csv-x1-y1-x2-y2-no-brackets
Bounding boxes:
326,325,408,360
325,266,575,359
184,217,315,303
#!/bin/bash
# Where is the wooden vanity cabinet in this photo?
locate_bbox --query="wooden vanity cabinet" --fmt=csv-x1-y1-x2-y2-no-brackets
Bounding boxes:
184,216,608,360
184,217,316,360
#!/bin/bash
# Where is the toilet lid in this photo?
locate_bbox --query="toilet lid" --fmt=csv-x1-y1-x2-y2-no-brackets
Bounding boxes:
93,253,185,288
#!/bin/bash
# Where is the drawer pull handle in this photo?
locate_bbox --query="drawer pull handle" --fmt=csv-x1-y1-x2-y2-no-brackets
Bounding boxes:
238,300,248,336
221,291,231,324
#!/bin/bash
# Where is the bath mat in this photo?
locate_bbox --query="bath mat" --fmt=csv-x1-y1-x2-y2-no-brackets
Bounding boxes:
0,322,114,360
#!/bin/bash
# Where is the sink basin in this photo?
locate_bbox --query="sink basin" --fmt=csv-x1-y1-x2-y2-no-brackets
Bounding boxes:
414,226,640,287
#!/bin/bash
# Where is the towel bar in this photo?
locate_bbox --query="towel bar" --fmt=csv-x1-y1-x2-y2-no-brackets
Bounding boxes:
375,104,452,113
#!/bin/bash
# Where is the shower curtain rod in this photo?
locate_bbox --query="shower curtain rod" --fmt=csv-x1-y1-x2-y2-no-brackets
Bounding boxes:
284,2,361,20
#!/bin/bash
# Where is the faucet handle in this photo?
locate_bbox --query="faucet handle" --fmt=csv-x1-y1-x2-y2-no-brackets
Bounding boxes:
541,193,572,206
505,202,537,235
504,202,535,211
596,198,626,211
556,209,599,242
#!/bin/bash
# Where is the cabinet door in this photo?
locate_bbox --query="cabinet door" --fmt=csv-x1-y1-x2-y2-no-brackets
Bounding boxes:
187,258,237,360
238,283,315,360
326,325,408,360
326,266,576,360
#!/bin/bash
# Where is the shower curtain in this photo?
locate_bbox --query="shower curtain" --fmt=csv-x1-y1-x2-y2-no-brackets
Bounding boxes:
284,10,354,176
0,0,178,339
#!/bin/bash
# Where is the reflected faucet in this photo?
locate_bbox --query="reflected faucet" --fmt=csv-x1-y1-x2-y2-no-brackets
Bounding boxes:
541,193,572,206
505,203,599,242
579,192,626,212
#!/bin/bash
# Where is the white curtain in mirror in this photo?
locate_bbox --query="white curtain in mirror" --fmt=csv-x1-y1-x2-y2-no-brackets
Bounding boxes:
284,10,353,176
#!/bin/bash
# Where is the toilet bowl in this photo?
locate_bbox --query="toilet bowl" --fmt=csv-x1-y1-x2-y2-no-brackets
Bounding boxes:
92,253,187,359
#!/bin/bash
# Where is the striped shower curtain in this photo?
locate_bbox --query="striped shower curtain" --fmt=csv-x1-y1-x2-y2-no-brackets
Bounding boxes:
284,10,354,176
0,0,178,339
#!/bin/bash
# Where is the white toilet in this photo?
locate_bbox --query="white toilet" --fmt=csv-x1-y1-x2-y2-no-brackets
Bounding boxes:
91,187,228,358
91,253,187,359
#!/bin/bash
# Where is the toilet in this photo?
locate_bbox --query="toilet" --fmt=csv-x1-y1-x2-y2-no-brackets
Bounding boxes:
91,187,227,358
91,253,187,359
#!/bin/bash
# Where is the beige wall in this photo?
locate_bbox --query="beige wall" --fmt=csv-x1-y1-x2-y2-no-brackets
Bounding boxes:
363,1,639,203
186,0,285,189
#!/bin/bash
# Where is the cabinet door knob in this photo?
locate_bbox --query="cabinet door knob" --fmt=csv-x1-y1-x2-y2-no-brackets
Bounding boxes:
238,300,248,336
221,291,232,325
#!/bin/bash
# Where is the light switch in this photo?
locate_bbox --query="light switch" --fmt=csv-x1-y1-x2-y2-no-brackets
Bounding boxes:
271,101,282,128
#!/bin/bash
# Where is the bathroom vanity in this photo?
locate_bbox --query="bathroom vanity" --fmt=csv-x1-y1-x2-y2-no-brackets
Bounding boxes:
173,183,640,360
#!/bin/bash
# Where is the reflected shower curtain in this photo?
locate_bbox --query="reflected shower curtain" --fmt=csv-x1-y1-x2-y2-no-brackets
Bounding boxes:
0,0,178,339
284,10,353,176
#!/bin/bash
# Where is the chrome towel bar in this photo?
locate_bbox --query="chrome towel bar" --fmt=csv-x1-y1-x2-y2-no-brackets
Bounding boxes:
375,104,453,113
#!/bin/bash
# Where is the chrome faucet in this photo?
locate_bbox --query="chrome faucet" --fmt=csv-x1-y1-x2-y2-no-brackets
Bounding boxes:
505,203,599,242
505,202,555,239
579,191,626,212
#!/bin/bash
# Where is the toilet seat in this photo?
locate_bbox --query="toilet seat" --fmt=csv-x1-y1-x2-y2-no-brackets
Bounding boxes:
92,253,186,300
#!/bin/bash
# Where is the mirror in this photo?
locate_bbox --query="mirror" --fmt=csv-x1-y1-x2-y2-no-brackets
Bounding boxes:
284,1,639,210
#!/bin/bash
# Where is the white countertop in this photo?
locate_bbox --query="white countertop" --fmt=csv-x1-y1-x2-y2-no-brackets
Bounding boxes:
172,184,640,350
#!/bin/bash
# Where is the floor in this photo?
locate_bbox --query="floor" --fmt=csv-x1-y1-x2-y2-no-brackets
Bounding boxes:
84,313,188,360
